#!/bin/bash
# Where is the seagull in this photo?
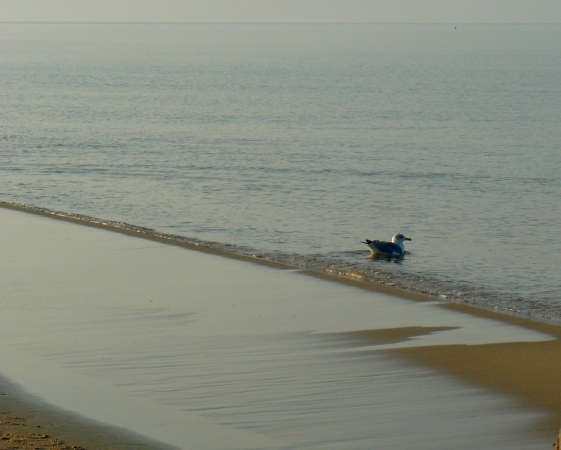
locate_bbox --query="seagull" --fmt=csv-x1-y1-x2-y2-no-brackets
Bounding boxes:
362,234,411,256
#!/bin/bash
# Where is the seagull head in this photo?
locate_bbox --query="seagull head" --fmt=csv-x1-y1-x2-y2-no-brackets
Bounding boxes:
392,234,412,244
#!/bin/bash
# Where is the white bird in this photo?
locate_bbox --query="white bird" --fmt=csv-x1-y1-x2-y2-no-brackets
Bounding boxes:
362,234,411,256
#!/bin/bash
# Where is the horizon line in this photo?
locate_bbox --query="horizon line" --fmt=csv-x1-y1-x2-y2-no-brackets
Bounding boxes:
1,21,560,25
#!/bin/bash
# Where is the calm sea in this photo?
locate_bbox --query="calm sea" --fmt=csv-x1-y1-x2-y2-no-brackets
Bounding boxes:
2,23,561,321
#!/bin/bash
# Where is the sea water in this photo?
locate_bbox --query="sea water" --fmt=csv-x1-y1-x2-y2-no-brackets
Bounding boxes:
1,23,561,321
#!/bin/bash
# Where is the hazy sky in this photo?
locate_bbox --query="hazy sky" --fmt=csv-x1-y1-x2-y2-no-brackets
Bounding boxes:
1,0,560,23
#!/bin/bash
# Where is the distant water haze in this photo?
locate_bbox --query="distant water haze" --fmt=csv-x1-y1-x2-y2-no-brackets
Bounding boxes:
2,23,561,321
1,0,560,23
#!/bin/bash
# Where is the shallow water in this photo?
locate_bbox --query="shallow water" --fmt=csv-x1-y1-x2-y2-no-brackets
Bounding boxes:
0,207,552,449
1,23,561,321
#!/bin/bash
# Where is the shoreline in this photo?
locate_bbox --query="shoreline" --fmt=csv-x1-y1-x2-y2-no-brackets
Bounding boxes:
2,201,557,328
0,376,175,450
1,202,561,448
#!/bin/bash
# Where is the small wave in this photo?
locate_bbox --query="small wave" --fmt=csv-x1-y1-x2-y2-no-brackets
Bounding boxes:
2,201,561,326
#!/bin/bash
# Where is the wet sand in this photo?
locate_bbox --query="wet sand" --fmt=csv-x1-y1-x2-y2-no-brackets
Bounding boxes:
0,377,172,450
1,203,560,449
394,326,561,435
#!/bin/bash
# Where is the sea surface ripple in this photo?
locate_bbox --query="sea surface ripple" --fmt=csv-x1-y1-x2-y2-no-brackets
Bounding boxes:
2,23,561,322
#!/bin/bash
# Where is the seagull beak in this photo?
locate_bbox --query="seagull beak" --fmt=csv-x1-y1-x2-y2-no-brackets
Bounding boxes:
405,237,411,241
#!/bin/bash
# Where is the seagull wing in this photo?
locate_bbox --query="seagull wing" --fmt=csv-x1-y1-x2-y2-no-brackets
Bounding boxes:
363,240,403,255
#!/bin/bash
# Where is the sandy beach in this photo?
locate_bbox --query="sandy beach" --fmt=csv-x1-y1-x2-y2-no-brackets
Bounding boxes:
395,312,561,436
0,377,172,450
1,203,560,449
